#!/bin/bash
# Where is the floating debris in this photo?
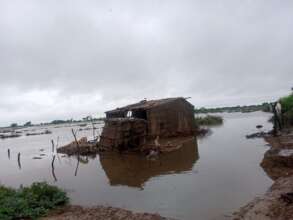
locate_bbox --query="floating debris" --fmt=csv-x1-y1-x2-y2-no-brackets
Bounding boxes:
26,130,52,136
32,156,43,160
246,131,271,139
0,133,21,139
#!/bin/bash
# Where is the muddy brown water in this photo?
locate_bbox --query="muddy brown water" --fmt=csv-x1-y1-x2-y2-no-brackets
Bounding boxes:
0,112,273,220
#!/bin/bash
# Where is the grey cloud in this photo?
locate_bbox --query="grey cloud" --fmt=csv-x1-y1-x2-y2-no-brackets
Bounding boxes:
0,0,293,125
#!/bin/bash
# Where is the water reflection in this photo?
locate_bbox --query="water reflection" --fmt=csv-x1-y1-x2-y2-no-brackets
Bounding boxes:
74,155,95,177
0,113,274,220
99,137,199,188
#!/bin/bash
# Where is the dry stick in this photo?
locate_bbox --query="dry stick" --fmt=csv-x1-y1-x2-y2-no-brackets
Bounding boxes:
71,129,80,176
51,139,55,153
71,129,80,153
17,152,21,169
51,155,56,168
51,155,57,181
74,157,80,177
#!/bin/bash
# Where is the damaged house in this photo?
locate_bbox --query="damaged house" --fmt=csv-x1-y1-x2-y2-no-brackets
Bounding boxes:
99,97,197,151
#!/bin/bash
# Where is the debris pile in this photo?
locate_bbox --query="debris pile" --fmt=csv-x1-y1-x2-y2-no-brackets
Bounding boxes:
246,131,271,139
26,130,52,136
0,133,21,139
57,137,99,156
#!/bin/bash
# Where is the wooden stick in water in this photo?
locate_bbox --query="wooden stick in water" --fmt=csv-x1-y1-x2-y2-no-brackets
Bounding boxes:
51,139,55,153
17,152,21,169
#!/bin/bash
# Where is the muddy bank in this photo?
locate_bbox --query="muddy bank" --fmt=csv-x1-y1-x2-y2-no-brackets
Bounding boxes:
261,133,293,179
43,205,173,220
233,129,293,220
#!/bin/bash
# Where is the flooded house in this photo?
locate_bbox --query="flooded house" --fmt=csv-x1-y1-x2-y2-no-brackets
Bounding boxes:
99,97,197,151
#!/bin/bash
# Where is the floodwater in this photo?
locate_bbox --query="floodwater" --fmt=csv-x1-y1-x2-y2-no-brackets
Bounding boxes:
0,112,273,220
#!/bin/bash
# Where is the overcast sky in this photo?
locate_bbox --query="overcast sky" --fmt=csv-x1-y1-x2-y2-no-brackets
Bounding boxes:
0,0,292,126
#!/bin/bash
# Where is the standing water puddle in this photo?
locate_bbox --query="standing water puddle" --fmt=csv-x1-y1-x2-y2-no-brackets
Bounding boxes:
0,112,273,220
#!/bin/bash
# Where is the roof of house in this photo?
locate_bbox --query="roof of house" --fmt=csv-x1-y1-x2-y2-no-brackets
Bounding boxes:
105,97,191,114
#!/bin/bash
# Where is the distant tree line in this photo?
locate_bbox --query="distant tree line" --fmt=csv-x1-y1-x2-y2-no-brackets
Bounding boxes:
194,103,272,114
5,116,105,129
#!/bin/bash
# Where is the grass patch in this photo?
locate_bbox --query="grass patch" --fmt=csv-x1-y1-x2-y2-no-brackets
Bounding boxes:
0,182,69,220
194,115,223,126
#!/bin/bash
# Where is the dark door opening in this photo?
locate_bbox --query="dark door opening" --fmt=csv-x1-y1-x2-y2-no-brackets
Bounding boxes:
132,109,147,120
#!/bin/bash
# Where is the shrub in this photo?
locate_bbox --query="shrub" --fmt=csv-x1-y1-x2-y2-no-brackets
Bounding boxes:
279,94,293,113
194,115,223,126
0,182,68,220
283,108,293,126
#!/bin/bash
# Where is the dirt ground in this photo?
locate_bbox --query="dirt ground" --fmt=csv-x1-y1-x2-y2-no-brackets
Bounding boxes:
43,205,173,220
233,128,293,220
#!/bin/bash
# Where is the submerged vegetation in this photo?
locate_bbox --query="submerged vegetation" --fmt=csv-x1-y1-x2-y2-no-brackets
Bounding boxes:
0,182,68,220
194,115,223,126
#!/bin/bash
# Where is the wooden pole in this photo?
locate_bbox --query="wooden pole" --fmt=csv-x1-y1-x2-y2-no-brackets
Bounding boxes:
17,152,21,169
74,157,80,177
71,129,80,153
71,129,81,176
51,155,57,181
51,155,56,168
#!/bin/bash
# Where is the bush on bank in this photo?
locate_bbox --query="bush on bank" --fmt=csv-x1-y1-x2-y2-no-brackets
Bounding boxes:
0,182,69,220
280,94,293,113
194,115,223,126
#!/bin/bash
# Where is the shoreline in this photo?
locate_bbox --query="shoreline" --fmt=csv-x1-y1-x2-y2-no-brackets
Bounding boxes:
43,205,173,220
233,129,293,220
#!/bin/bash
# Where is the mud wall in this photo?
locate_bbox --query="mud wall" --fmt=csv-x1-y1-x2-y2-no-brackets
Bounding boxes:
147,99,196,137
99,119,147,150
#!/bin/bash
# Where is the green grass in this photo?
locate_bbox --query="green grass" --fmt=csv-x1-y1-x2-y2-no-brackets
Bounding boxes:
194,115,223,126
0,182,69,220
279,94,293,113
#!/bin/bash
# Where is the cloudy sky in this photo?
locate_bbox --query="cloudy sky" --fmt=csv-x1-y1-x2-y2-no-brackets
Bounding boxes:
0,0,292,126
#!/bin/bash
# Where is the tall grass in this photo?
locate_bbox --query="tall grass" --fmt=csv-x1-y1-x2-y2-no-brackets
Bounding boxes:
280,94,293,113
194,115,223,126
